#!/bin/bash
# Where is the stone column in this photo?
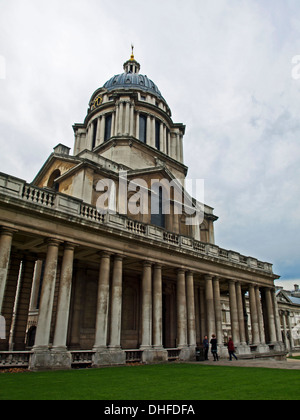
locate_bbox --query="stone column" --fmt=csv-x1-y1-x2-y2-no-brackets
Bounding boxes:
140,261,152,349
272,289,283,345
205,275,215,340
135,111,140,138
146,115,151,145
236,282,247,346
129,103,135,136
93,252,111,350
125,101,130,135
177,269,187,348
33,239,60,351
109,255,123,350
52,243,76,351
199,287,206,341
153,264,163,349
212,277,223,345
186,272,196,348
229,280,240,346
0,227,15,314
249,284,260,345
287,311,295,350
255,287,266,345
265,287,277,344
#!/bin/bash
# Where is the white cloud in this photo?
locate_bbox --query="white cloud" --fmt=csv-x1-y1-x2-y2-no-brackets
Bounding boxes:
0,0,300,280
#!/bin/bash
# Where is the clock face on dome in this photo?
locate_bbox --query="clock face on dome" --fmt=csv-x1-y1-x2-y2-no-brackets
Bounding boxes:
91,94,103,111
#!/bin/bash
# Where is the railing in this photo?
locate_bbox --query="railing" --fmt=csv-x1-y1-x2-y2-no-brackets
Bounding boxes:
125,350,143,363
22,185,55,208
0,351,31,368
167,349,181,361
0,173,274,275
70,350,95,366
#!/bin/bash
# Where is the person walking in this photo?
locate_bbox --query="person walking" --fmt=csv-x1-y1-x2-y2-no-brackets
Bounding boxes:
203,336,209,360
210,334,219,361
227,337,238,361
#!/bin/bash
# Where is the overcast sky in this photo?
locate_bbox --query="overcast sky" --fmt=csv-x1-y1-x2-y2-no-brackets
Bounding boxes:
0,0,300,290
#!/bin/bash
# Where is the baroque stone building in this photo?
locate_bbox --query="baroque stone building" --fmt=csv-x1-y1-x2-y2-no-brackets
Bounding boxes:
0,52,285,370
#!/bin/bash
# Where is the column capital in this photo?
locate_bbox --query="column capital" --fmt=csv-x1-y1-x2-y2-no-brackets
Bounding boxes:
0,226,18,236
204,274,213,281
142,260,153,268
44,238,62,247
63,242,77,251
98,250,112,259
177,268,186,275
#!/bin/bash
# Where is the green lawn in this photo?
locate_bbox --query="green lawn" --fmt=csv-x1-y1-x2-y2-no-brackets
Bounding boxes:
0,363,299,400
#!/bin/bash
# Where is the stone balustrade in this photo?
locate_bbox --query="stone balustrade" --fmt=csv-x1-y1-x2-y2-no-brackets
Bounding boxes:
0,172,273,275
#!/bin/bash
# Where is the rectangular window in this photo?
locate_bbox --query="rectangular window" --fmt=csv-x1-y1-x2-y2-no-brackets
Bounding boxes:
104,114,112,142
92,119,98,149
155,120,160,150
139,114,147,143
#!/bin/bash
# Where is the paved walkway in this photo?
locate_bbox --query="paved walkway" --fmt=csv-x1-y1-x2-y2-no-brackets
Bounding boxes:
194,358,300,370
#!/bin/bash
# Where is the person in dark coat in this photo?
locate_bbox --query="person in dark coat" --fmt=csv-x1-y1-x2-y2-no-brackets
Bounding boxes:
227,337,238,361
203,336,209,360
210,334,219,361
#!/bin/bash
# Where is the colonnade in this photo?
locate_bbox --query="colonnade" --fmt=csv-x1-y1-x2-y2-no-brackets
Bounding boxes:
0,227,283,369
85,100,184,162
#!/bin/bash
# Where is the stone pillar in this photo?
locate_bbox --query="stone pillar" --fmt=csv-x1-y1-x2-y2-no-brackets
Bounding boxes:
129,103,135,136
287,311,295,350
52,243,75,351
265,287,277,344
30,239,60,370
135,111,140,138
255,287,266,345
177,269,187,348
0,227,15,314
186,272,196,348
249,284,260,345
229,280,240,346
140,261,152,349
146,115,151,145
125,101,130,135
199,287,206,341
153,264,163,349
236,282,247,346
109,255,123,350
213,277,223,348
205,275,215,340
93,252,111,350
272,289,283,345
33,239,60,350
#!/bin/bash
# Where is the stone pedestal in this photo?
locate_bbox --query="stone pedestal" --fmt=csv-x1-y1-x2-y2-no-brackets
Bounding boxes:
93,349,126,367
141,348,168,364
30,348,72,371
179,347,196,362
30,348,52,371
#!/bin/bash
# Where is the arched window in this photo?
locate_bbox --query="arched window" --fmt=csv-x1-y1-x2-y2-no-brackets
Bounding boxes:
47,169,61,192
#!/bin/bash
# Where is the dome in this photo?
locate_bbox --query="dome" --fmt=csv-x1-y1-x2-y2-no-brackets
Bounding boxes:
103,50,165,101
103,72,165,101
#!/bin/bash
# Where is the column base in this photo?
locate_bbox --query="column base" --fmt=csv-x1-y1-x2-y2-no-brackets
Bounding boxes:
179,346,196,361
235,343,251,356
93,348,126,367
30,347,72,371
29,348,52,371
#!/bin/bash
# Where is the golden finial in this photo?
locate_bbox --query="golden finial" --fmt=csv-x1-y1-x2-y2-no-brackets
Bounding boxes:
130,44,135,61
